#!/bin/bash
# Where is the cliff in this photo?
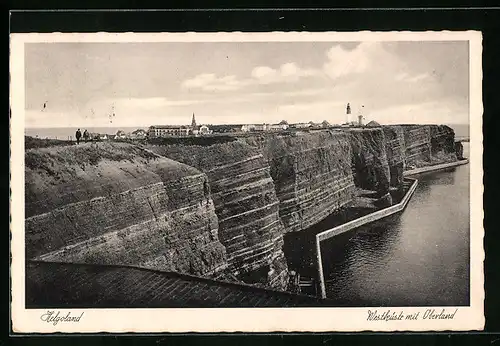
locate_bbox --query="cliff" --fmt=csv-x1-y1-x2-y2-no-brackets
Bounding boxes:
25,141,227,277
146,141,289,290
400,125,457,169
347,128,392,204
241,131,355,233
24,124,460,294
382,126,406,187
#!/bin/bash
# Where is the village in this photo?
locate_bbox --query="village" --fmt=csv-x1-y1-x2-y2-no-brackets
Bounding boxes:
91,105,376,141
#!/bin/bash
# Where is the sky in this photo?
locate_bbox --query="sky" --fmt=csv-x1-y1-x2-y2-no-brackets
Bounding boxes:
24,41,469,128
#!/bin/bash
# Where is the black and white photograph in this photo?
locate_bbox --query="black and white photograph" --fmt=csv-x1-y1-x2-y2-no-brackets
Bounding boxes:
10,31,484,332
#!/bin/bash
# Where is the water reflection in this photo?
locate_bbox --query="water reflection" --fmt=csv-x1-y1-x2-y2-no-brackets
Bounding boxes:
289,144,470,307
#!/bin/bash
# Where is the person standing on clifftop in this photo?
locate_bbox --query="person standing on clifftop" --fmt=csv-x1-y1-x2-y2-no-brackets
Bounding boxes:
83,129,89,142
75,129,82,144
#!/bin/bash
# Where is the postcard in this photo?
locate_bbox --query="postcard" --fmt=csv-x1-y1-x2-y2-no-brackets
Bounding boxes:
10,30,484,333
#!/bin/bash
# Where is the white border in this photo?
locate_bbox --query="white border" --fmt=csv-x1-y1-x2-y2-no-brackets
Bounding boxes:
10,31,484,333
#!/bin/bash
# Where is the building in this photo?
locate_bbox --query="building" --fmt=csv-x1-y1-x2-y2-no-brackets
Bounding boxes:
115,130,127,139
268,123,288,131
366,120,381,127
199,125,212,135
191,113,197,129
148,113,214,138
321,120,331,128
148,125,191,137
253,124,268,131
346,103,352,124
130,129,147,139
293,123,312,129
241,124,256,132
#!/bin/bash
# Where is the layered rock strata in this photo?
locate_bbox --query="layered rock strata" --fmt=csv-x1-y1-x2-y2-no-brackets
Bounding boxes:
146,142,289,290
401,124,458,168
347,128,392,204
455,142,464,160
430,125,458,163
241,131,356,233
382,125,406,187
401,125,433,167
25,142,227,276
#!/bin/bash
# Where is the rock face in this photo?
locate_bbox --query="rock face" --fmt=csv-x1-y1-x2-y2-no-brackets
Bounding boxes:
241,131,355,233
402,125,432,167
348,128,392,201
25,142,227,277
24,124,460,293
382,125,406,187
455,142,464,160
401,124,457,168
146,142,289,290
430,125,459,164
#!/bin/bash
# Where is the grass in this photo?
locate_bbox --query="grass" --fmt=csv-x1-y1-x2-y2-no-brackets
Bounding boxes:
146,141,258,171
25,136,75,149
25,141,159,173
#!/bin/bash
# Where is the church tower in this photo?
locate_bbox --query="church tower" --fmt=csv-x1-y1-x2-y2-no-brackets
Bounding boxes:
191,113,197,129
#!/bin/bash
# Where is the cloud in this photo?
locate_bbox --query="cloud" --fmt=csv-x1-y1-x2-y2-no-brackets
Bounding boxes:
368,99,468,125
182,62,320,91
181,74,250,91
323,42,377,79
251,63,319,84
251,66,277,81
395,72,431,83
180,42,417,94
111,97,204,108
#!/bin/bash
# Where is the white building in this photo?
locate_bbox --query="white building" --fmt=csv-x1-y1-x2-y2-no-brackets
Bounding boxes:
148,125,191,137
293,123,312,129
199,125,212,135
241,124,256,132
268,124,289,131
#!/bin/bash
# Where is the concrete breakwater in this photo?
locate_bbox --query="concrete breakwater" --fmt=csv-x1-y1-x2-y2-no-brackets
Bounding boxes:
315,178,419,298
25,124,463,294
403,159,469,176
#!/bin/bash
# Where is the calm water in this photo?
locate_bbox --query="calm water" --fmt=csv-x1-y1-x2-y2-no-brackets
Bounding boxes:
319,143,470,306
25,127,147,140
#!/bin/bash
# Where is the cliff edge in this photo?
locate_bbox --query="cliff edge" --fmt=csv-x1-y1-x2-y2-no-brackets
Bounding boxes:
25,141,227,277
146,141,289,290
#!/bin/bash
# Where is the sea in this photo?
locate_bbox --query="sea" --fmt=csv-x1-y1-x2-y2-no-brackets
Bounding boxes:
309,143,470,306
447,123,469,138
24,127,148,140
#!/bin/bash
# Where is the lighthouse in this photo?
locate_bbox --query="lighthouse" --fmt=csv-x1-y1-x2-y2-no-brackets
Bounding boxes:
346,103,351,124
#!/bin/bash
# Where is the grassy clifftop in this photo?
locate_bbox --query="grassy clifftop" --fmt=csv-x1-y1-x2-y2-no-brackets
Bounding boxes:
25,141,203,218
146,141,259,171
